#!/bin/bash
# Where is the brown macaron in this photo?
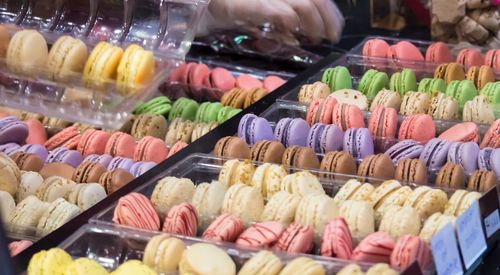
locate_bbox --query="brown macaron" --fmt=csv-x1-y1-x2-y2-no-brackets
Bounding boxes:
243,88,268,109
131,114,168,139
320,151,357,178
39,162,75,179
395,159,428,185
99,168,135,194
214,136,251,159
10,152,43,172
72,161,107,183
434,63,465,84
357,154,395,182
250,140,285,164
466,65,495,90
282,146,320,170
436,163,466,189
221,88,248,108
467,170,498,192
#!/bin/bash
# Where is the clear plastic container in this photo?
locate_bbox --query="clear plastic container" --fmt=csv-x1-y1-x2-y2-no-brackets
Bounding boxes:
58,223,381,273
0,0,208,129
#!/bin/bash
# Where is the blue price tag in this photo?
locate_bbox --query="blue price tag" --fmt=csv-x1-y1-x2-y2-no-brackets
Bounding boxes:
484,208,500,238
431,223,463,275
456,201,487,270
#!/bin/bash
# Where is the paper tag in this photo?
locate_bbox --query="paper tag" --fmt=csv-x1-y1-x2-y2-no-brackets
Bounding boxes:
484,209,500,238
456,201,487,270
431,223,463,275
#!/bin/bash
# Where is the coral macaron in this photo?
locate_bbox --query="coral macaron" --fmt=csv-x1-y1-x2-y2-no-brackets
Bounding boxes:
134,136,168,163
398,114,435,143
77,129,110,156
202,213,245,242
105,132,136,158
332,103,365,131
425,42,452,63
113,192,160,230
363,38,390,58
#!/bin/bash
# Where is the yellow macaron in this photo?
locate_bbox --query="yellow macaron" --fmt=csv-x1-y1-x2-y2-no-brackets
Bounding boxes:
116,44,155,95
28,248,73,275
63,258,108,275
82,41,123,89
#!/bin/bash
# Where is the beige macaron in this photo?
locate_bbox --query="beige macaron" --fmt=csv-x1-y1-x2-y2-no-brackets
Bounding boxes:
261,191,301,226
67,183,107,211
0,190,15,221
9,195,49,227
221,183,264,223
218,159,255,187
37,198,80,233
295,194,339,243
17,171,44,203
36,176,76,202
379,205,422,240
238,250,282,275
47,35,88,81
6,30,48,76
298,81,330,104
333,179,374,202
151,176,195,218
179,243,236,275
370,180,412,225
281,171,325,197
366,263,398,275
191,181,227,228
339,200,375,242
250,163,288,199
143,234,185,274
337,264,364,275
420,212,456,243
403,186,448,220
0,152,21,196
279,257,325,275
444,190,482,217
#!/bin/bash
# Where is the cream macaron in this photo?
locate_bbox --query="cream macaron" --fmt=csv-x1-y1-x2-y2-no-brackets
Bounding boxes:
150,176,195,218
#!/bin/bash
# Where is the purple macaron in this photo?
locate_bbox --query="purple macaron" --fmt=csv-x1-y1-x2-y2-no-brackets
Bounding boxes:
419,138,451,172
447,142,479,174
274,118,310,147
0,116,29,145
46,147,83,168
307,123,344,154
478,148,500,177
343,128,374,161
129,161,156,177
0,143,20,155
17,144,49,162
84,154,114,168
237,114,274,146
108,157,135,171
385,140,424,165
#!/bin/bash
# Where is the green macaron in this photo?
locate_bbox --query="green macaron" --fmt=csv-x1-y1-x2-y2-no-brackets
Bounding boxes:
389,69,417,96
196,102,222,123
417,78,446,94
168,97,199,121
480,82,500,105
445,80,477,111
217,106,241,123
133,96,172,115
358,69,389,100
321,66,352,92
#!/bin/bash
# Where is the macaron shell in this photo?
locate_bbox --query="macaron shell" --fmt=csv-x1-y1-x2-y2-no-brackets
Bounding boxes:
77,129,110,156
263,75,286,91
113,192,160,230
387,41,424,61
363,38,390,58
456,48,484,67
236,74,263,90
425,42,452,63
25,119,47,145
208,67,236,91
134,136,168,163
105,132,136,158
39,162,75,179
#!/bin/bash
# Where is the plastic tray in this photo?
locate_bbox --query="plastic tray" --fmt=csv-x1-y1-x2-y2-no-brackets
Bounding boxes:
0,0,208,129
58,223,379,273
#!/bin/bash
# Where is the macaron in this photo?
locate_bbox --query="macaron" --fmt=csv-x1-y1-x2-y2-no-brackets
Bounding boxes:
295,194,339,242
320,151,357,178
221,183,264,222
478,148,500,176
343,128,374,160
400,91,431,116
236,74,263,90
321,66,352,91
72,161,107,183
216,106,241,123
39,162,75,179
480,119,500,148
260,190,300,225
386,41,424,61
63,258,108,275
463,95,495,125
36,198,80,233
0,190,15,221
113,192,160,230
116,44,155,95
166,141,188,159
0,143,20,156
447,141,479,174
390,234,432,270
332,103,365,131
357,69,389,100
480,82,500,114
436,162,466,189
273,222,314,253
236,221,285,247
281,146,320,170
425,42,452,63
82,41,123,89
468,170,498,192
351,231,395,263
263,75,286,91
428,92,459,120
178,243,236,275
203,67,236,92
46,147,83,168
456,48,484,67
419,138,452,171
389,69,417,96
339,200,375,241
202,213,244,242
76,129,110,157
143,235,186,274
395,158,428,185
385,139,424,164
44,126,81,150
403,186,448,220
398,114,435,143
7,30,49,76
191,181,227,226
27,248,72,275
363,38,390,58
485,49,500,70
445,80,478,111
238,114,274,146
113,260,157,275
307,123,344,154
134,136,168,163
419,212,456,242
47,35,88,81
329,89,369,111
8,240,32,257
162,202,198,237
133,96,172,116
274,118,310,147
168,97,199,121
281,171,324,197
67,183,106,211
104,132,136,158
439,122,479,143
417,78,447,94
10,152,43,172
238,250,282,275
306,97,337,125
25,119,47,145
379,205,421,240
151,176,195,218
357,154,395,181
243,88,268,109
164,118,195,146
83,154,113,168
0,116,29,145
18,144,49,162
320,217,353,259
368,106,398,139
213,136,251,159
221,88,248,109
195,102,222,123
466,65,495,90
434,62,466,84
107,156,135,171
279,257,325,275
250,140,286,164
131,114,168,139
297,81,330,104
370,89,402,112
36,176,76,202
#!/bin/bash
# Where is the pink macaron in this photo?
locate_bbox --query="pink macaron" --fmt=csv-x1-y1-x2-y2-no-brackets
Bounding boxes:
105,132,136,158
368,106,398,139
386,41,424,62
113,192,160,230
439,122,479,143
456,48,484,67
203,67,236,92
263,75,286,91
351,232,395,264
485,49,500,70
426,42,452,63
321,218,353,260
8,240,33,256
332,103,365,131
180,62,197,84
169,63,188,82
25,119,47,145
77,129,111,156
236,74,263,91
398,114,436,143
134,136,168,163
44,126,81,150
273,223,314,253
306,97,338,125
162,202,198,237
202,213,245,242
363,38,390,58
166,141,188,159
390,234,432,270
236,221,285,248
189,63,211,88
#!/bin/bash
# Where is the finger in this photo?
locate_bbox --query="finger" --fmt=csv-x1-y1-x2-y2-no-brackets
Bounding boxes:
312,0,345,43
284,0,326,43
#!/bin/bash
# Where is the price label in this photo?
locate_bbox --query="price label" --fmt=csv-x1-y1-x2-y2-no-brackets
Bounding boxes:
484,208,500,238
456,201,487,270
431,223,463,275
